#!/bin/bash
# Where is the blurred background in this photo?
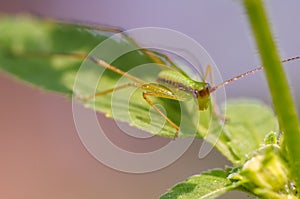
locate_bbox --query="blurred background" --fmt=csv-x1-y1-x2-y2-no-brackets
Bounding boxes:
0,0,299,198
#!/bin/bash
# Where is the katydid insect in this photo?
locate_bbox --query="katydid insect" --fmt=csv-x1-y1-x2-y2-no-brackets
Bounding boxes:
7,18,300,138
64,52,300,138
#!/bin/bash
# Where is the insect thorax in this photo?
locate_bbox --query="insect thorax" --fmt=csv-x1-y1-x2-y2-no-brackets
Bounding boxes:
157,69,211,110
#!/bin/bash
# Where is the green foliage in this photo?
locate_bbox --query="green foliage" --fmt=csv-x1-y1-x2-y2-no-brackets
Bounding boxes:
0,16,207,138
0,11,297,199
219,100,278,165
238,145,295,199
0,16,107,93
196,99,278,165
160,169,238,199
0,16,278,163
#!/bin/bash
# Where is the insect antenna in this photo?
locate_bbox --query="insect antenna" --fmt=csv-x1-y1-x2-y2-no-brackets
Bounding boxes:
209,55,300,93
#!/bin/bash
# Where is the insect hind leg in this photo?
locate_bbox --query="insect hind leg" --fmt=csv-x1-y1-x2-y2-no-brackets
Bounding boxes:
142,91,180,138
74,24,177,67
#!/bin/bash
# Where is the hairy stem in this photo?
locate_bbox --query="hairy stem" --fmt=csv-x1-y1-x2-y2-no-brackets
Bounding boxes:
242,0,300,196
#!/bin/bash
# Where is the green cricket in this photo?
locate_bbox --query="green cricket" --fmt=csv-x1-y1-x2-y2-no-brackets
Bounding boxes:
6,18,300,138
64,51,299,138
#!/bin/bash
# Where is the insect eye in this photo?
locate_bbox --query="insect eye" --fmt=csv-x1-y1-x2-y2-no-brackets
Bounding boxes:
192,90,198,98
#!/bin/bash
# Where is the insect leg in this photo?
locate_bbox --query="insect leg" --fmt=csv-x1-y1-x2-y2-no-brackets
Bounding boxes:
32,17,179,72
142,91,181,138
140,49,175,66
78,82,140,101
58,52,147,84
61,23,177,67
204,65,226,121
203,64,212,82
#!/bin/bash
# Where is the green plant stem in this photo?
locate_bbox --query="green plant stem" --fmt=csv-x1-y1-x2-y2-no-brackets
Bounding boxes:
242,0,300,195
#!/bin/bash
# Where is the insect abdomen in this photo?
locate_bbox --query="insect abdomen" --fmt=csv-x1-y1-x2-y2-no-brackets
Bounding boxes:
157,70,195,92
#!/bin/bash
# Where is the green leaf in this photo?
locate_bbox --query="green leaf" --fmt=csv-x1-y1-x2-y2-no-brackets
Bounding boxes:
197,99,278,165
0,16,279,163
220,99,279,164
0,15,109,93
159,169,238,199
0,15,211,138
